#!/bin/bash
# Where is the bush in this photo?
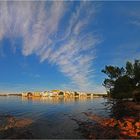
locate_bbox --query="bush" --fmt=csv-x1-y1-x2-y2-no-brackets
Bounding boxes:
102,60,140,99
111,76,134,99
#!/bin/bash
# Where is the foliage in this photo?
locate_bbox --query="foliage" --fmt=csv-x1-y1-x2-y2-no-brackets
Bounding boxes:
112,76,135,99
102,60,140,99
102,66,125,80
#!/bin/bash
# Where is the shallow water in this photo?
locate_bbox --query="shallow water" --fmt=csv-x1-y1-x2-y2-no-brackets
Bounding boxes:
0,96,110,139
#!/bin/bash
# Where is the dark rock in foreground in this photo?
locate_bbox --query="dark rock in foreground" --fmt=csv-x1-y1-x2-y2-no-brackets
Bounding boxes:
72,100,140,139
0,114,34,139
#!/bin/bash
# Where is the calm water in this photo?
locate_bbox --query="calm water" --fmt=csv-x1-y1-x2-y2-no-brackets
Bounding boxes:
0,96,110,139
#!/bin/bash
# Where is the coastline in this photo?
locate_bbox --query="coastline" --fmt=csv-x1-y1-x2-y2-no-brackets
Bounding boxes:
73,100,140,139
0,97,139,139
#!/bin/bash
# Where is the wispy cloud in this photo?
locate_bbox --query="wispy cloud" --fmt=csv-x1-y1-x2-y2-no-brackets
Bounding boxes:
104,7,140,67
29,73,41,79
128,10,140,27
0,1,100,91
130,20,140,26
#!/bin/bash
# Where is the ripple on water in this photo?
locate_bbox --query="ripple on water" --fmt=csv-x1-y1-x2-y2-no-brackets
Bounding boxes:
0,96,109,138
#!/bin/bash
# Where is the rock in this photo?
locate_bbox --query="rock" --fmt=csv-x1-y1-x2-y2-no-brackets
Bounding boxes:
14,118,33,128
0,114,34,139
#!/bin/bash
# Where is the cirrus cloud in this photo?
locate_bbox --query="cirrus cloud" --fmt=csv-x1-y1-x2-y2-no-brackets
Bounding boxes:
0,1,101,91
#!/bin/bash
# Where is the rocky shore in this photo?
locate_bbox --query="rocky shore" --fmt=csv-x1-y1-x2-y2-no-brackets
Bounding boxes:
0,114,33,139
73,100,140,139
0,100,139,139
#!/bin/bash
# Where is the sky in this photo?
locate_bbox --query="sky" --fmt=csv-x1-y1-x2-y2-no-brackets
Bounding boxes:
0,1,140,93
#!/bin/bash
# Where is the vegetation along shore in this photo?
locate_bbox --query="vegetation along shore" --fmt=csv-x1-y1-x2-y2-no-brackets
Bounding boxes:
72,59,140,139
0,60,140,139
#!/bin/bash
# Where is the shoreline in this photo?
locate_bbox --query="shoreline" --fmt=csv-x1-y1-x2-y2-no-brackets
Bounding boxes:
0,98,139,139
73,100,140,139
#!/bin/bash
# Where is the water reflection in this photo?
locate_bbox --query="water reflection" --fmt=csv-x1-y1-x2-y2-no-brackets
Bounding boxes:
21,96,95,104
0,96,109,139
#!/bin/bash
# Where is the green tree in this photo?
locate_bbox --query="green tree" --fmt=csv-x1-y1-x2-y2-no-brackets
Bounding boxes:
112,75,135,99
101,66,125,93
125,60,140,86
102,66,125,80
102,60,140,99
133,60,140,86
126,61,134,78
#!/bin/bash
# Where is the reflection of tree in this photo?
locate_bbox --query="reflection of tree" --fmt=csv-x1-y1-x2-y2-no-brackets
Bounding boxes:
71,99,140,139
104,99,139,119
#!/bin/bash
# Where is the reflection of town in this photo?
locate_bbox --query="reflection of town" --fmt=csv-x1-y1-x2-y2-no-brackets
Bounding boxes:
21,96,91,104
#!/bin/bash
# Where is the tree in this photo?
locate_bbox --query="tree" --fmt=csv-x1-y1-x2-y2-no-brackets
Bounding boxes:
102,60,140,99
133,60,140,86
125,60,140,86
101,66,125,93
102,66,125,80
112,75,135,99
103,79,115,90
126,61,134,78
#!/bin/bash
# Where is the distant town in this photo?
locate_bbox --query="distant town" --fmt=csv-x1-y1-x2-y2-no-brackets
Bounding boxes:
0,90,107,98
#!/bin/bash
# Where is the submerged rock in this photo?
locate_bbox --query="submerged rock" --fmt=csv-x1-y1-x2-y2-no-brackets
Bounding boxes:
0,114,34,139
73,101,140,139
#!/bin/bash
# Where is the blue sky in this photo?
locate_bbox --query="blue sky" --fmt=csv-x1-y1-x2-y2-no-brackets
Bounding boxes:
0,1,140,93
